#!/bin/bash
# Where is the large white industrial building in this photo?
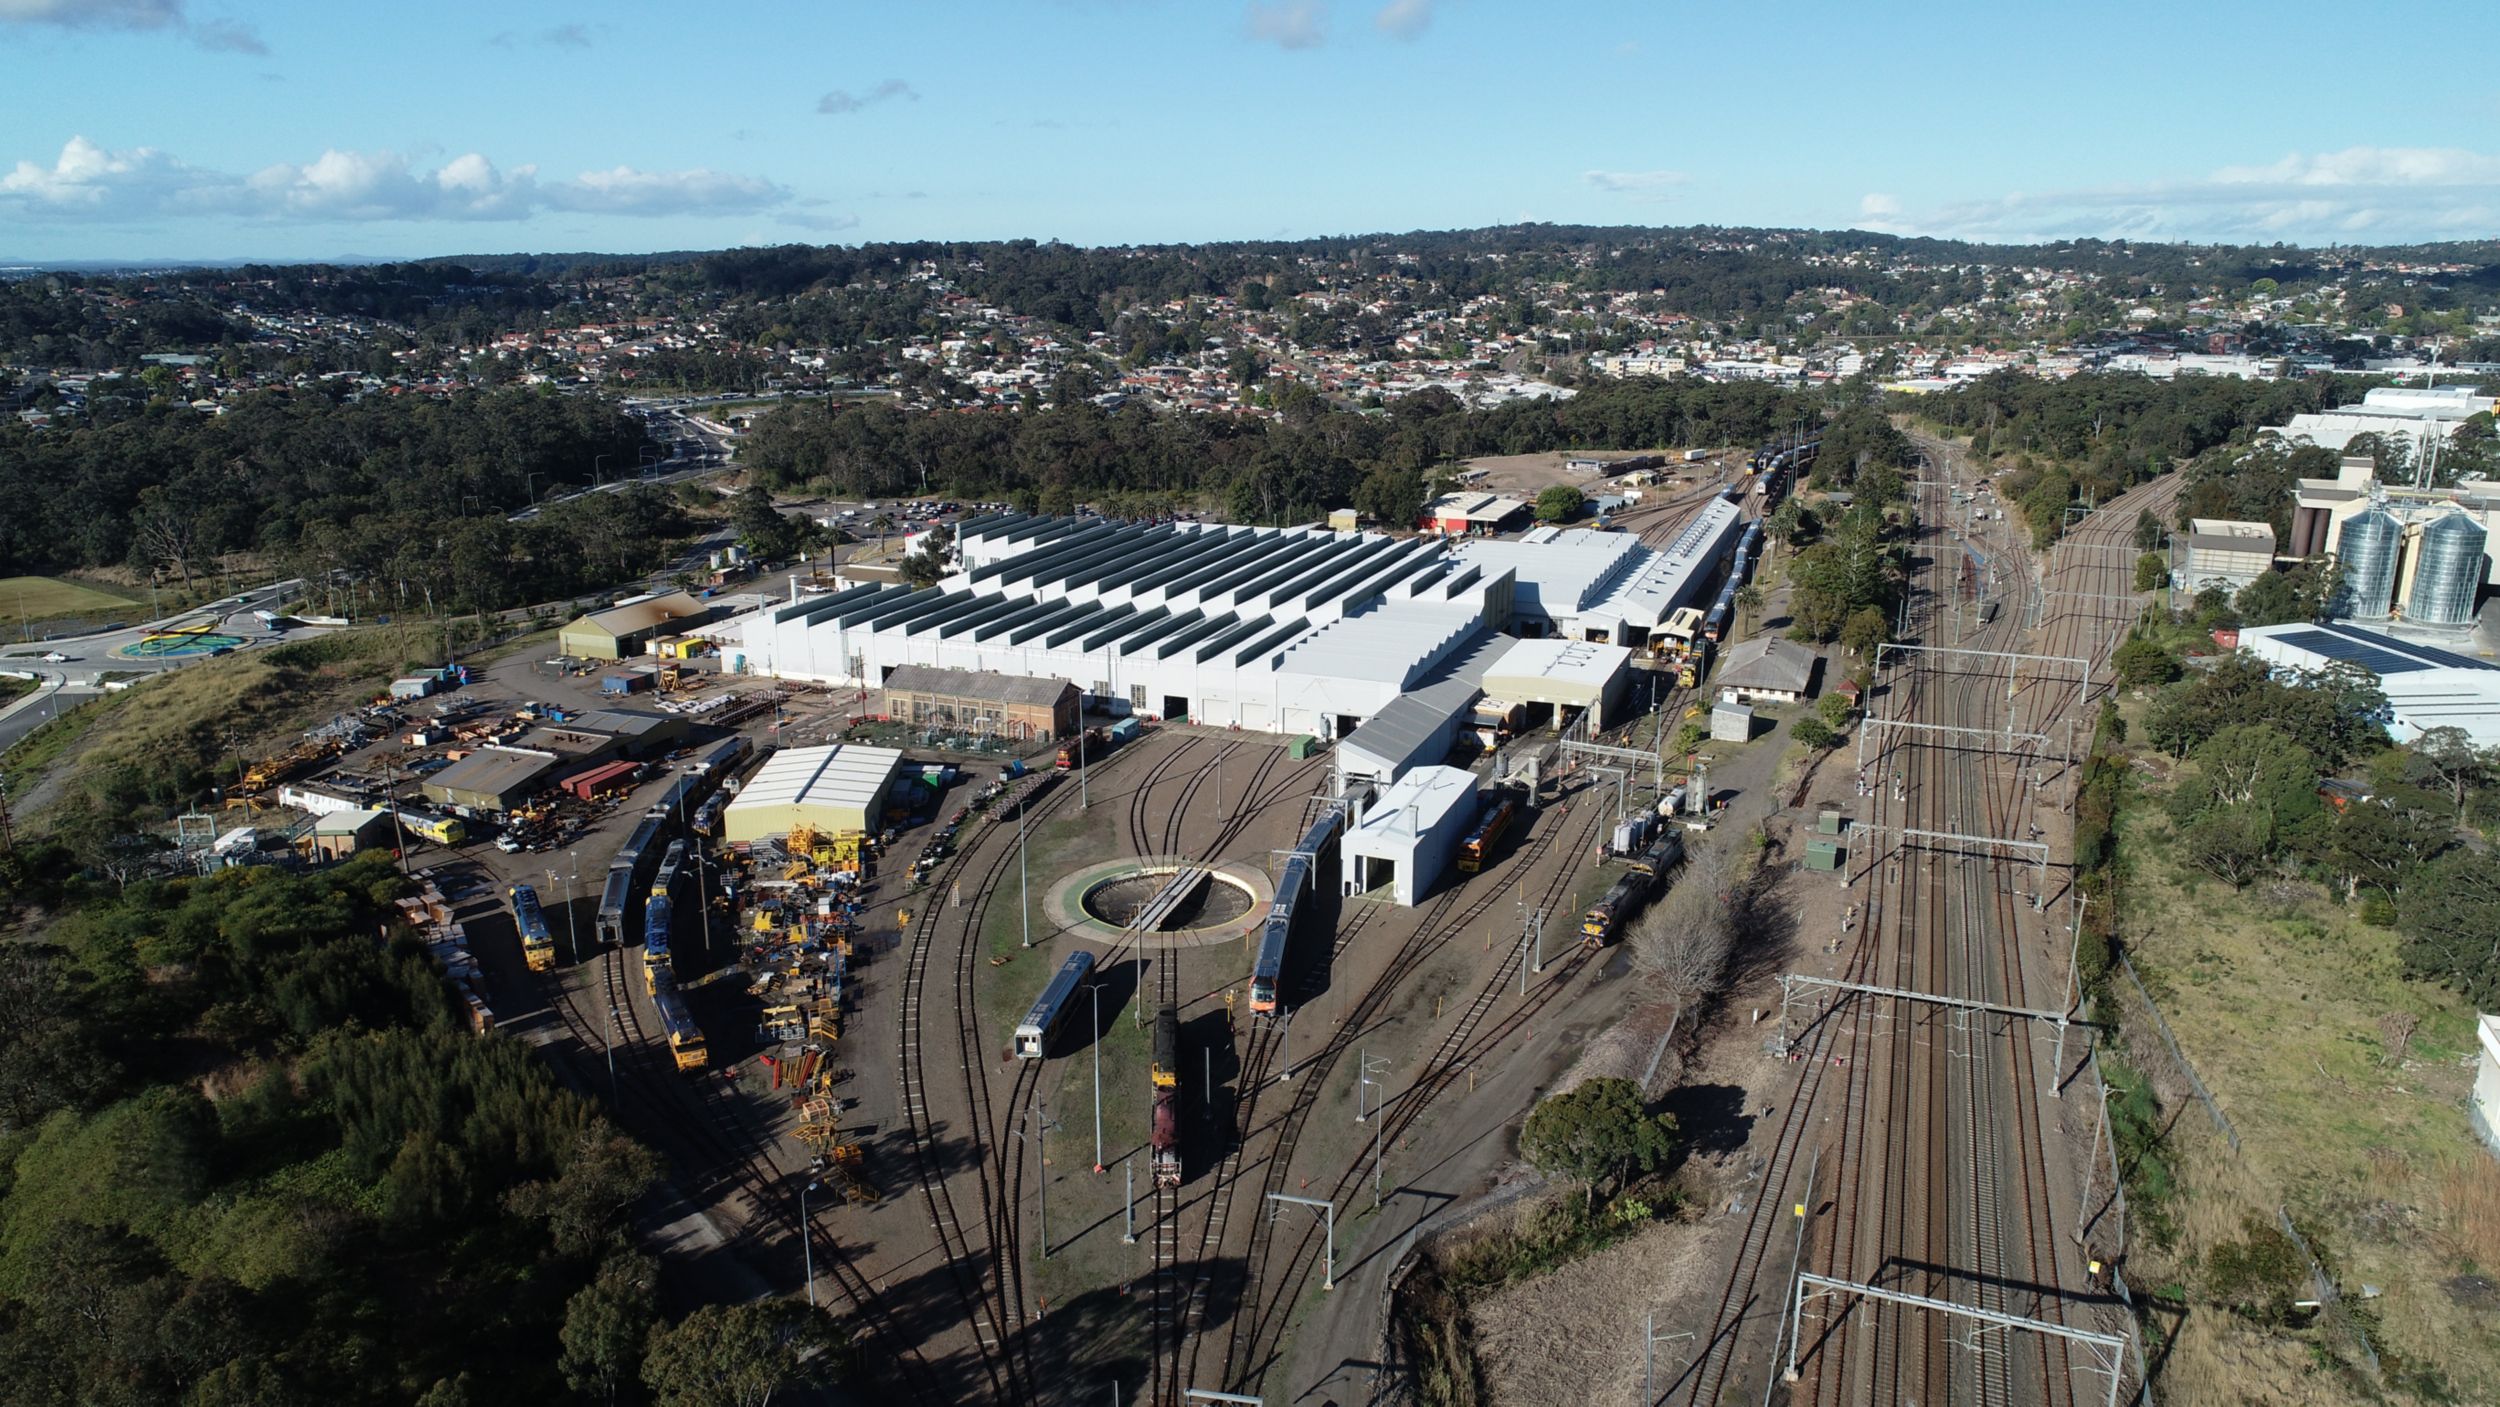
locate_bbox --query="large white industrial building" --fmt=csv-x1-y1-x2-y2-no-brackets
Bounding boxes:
2272,385,2496,456
724,507,1732,746
2237,621,2500,748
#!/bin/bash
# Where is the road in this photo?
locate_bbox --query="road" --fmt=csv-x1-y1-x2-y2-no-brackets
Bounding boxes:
0,578,305,752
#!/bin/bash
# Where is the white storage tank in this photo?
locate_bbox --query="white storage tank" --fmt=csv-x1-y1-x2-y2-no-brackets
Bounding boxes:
2405,511,2488,627
2334,508,2402,619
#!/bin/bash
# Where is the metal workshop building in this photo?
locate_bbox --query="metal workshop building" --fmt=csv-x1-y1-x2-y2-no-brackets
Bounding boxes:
302,807,398,863
2175,519,2278,596
1479,637,1633,730
1455,499,1743,647
881,664,1080,741
1339,765,1478,907
423,746,561,812
729,513,1513,739
720,743,906,844
560,591,709,662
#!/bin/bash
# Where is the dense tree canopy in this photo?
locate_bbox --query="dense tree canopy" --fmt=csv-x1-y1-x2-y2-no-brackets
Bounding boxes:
0,856,658,1405
0,386,665,613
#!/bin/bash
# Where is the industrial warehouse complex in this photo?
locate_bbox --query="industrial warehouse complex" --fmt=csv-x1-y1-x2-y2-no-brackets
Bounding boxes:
721,503,1748,782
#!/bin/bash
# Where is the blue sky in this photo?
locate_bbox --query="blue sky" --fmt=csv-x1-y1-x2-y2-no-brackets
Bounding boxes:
4,0,2498,263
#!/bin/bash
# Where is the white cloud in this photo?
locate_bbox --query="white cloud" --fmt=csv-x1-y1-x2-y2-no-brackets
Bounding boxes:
1374,0,1429,40
0,0,264,52
0,135,232,217
1858,193,1899,218
1865,146,2500,244
489,22,596,50
0,135,791,224
247,149,540,220
817,79,919,115
550,166,786,215
1246,0,1323,49
1583,169,1688,196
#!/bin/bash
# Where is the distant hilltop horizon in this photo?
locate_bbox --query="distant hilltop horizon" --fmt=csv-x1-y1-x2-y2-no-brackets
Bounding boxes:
6,221,2500,279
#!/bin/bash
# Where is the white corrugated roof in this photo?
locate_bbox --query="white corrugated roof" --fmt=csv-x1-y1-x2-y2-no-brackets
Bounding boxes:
1275,602,1481,688
1483,636,1629,692
1348,765,1477,843
725,744,903,816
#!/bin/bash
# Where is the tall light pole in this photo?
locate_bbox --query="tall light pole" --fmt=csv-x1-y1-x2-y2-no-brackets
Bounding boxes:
799,1179,820,1308
1363,1052,1390,1209
1018,793,1032,948
604,1002,617,1103
594,453,612,487
1267,1193,1335,1291
1090,983,1105,1173
566,851,583,962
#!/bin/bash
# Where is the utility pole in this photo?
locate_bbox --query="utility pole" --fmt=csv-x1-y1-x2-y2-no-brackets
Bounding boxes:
1029,1103,1049,1259
379,753,410,875
1267,1193,1335,1291
799,1179,820,1308
1640,1310,1694,1407
1354,1046,1374,1125
1079,719,1088,810
1018,795,1032,948
566,851,583,961
1091,983,1105,1173
2077,1083,2118,1247
1363,1052,1390,1209
1275,1008,1293,1084
1122,1162,1136,1244
604,1001,617,1103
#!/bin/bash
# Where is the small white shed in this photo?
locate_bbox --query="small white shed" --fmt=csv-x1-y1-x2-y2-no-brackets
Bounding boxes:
1340,765,1479,907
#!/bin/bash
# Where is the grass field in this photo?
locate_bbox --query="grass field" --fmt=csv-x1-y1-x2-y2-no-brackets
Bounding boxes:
6,622,484,820
0,575,145,634
2114,786,2500,1404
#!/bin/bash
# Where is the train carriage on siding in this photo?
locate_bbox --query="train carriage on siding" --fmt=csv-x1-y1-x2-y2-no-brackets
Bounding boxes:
510,883,556,972
1455,795,1519,874
653,983,707,1071
1151,1003,1180,1089
642,894,673,996
1250,803,1344,1013
1013,951,1096,1060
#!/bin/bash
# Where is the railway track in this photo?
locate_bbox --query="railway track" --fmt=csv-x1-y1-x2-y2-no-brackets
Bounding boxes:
1669,456,2156,1407
895,754,1108,1403
1213,781,1615,1397
533,905,948,1403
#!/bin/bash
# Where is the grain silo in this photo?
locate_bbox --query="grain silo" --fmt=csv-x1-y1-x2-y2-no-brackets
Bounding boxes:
2403,511,2487,627
2333,507,2402,620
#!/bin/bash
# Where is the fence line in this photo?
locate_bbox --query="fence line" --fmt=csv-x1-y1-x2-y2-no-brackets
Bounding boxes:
2106,953,2384,1384
2275,1204,2383,1381
2113,952,2239,1153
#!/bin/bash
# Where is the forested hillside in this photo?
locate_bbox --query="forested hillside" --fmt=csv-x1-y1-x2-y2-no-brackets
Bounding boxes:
0,855,662,1405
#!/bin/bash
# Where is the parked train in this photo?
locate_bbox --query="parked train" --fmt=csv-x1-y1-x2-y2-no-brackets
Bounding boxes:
1151,1002,1183,1187
652,982,708,1070
1580,831,1687,944
1250,802,1347,1013
1456,793,1520,873
642,894,673,996
511,883,556,972
1014,950,1097,1060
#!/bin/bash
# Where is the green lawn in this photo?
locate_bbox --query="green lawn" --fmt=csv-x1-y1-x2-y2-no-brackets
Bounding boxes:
0,575,145,634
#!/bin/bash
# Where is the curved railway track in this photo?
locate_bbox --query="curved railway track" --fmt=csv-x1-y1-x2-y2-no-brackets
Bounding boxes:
533,905,948,1403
